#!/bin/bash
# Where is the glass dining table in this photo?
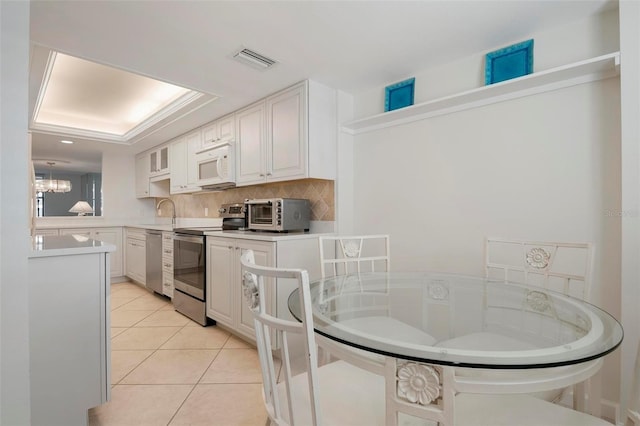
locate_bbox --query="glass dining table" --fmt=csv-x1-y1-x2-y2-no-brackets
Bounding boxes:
288,271,623,416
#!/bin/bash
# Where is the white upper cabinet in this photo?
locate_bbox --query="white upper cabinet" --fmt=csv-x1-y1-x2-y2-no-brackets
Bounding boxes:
201,113,235,149
267,83,306,181
137,79,336,192
235,80,336,187
135,153,151,198
149,145,169,176
136,151,169,199
235,101,267,185
170,130,202,194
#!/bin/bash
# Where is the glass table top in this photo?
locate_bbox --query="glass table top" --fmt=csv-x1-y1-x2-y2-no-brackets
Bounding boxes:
288,272,623,369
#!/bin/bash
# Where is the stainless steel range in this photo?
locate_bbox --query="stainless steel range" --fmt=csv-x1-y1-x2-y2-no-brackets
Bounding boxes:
172,227,220,326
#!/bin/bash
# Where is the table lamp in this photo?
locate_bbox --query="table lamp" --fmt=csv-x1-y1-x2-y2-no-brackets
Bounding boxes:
69,201,94,216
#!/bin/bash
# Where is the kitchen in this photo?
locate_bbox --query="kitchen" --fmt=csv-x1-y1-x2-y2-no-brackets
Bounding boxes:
2,1,639,425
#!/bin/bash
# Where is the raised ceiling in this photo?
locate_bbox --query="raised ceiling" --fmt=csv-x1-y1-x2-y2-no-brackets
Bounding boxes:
29,0,616,155
32,51,205,141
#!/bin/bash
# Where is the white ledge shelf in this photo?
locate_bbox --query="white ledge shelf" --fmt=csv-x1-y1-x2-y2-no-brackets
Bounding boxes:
342,52,620,135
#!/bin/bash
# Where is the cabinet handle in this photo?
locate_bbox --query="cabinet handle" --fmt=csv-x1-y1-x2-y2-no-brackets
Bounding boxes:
164,263,171,268
164,249,171,253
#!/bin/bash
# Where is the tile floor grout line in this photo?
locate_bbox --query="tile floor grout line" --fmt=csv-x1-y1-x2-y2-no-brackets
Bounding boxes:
165,383,199,426
164,336,238,426
97,281,269,425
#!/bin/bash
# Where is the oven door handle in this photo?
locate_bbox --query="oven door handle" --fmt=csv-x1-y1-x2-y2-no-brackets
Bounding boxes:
173,234,204,244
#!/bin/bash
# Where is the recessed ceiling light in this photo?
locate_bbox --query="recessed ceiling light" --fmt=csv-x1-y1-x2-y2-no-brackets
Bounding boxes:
60,140,74,144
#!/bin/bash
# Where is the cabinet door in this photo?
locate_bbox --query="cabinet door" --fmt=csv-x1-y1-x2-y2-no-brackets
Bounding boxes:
135,154,150,198
125,237,146,284
201,122,219,148
170,138,188,193
266,83,307,181
217,114,235,142
93,228,123,278
159,146,169,173
202,114,235,149
235,102,266,185
185,131,202,187
62,228,123,278
235,239,275,339
206,238,235,327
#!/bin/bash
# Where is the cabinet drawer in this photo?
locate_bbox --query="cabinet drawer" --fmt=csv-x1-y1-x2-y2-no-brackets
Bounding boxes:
162,261,173,274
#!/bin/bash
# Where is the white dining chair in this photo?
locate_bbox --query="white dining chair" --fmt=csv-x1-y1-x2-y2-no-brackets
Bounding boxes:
318,234,391,278
317,235,437,367
239,249,388,425
484,238,595,301
437,237,596,409
241,249,613,426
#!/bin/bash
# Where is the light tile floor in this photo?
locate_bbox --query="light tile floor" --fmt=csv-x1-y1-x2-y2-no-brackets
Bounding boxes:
89,281,269,426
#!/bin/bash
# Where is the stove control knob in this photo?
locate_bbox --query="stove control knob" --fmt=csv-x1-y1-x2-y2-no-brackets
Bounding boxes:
218,208,226,214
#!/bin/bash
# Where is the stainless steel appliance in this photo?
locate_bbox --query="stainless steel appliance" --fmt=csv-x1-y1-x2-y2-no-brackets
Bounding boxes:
145,230,163,294
219,202,247,230
195,141,236,190
172,228,219,326
245,198,310,232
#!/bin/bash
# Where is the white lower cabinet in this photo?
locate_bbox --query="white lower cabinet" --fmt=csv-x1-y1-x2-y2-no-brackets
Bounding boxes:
125,229,146,285
206,234,321,345
59,227,123,278
162,231,174,297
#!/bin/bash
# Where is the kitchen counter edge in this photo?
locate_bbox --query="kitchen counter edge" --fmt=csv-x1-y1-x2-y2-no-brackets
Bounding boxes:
29,235,116,258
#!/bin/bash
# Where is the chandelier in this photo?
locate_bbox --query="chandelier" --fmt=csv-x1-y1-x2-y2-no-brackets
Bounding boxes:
35,161,72,193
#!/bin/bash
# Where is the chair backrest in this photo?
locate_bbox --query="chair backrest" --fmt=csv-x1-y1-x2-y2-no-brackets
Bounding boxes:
240,250,322,426
318,235,391,278
484,238,594,301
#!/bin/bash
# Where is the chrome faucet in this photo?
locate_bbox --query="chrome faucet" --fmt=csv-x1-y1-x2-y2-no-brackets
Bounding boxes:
156,198,176,228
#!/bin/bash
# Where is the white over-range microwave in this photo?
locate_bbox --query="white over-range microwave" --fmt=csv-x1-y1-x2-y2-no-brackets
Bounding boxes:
195,141,236,190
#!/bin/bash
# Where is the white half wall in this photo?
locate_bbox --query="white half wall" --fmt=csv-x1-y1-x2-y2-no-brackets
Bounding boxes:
0,1,31,423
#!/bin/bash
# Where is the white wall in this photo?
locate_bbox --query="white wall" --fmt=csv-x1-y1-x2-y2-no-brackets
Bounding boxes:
355,8,620,119
345,10,623,407
0,1,31,424
101,151,156,222
619,0,640,422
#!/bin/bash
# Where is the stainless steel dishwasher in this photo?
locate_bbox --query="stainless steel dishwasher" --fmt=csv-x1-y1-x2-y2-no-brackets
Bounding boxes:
145,230,163,294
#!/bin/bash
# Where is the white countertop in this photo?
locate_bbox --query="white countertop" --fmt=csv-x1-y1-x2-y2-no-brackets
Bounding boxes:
126,224,175,232
29,235,116,258
205,230,330,241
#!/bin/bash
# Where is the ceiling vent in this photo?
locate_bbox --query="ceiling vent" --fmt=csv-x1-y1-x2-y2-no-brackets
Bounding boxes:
233,48,277,70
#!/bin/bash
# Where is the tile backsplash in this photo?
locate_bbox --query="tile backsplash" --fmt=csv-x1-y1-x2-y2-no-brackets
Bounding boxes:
157,179,334,221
